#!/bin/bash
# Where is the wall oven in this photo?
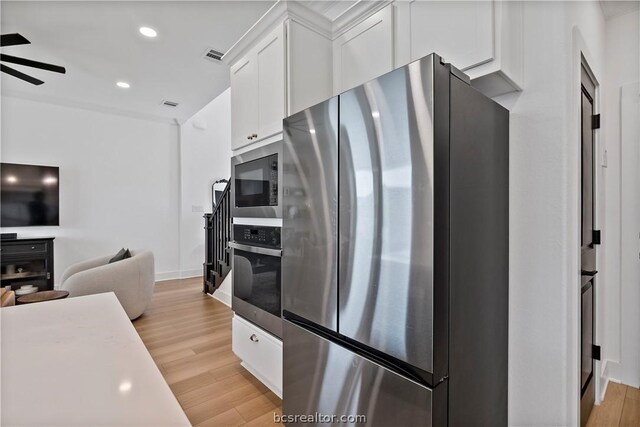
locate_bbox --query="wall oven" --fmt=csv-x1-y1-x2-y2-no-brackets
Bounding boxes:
229,224,282,338
231,142,282,218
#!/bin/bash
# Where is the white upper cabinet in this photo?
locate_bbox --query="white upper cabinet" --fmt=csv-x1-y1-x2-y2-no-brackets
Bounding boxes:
403,0,523,97
333,5,394,94
330,0,523,98
230,25,285,150
464,0,523,97
288,20,334,115
256,26,285,143
231,56,259,150
226,2,333,151
227,0,523,151
409,1,493,70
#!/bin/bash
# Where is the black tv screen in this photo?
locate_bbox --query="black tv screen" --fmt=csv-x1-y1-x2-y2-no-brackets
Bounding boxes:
1,163,60,227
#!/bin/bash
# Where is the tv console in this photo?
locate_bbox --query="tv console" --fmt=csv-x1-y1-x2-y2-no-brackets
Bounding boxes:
0,237,55,291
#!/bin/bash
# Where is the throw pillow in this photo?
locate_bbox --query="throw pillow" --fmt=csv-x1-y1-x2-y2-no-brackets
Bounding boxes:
109,248,127,264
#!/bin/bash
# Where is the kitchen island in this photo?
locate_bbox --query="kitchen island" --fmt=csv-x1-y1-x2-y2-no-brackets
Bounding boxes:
1,292,190,426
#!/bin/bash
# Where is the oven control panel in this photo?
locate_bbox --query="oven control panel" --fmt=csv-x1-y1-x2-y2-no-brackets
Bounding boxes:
234,225,281,248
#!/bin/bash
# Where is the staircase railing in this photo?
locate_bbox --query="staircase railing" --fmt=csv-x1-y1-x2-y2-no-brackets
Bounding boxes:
204,180,231,294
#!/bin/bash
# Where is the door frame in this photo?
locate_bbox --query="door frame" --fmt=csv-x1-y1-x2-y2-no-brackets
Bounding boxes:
617,82,640,388
571,29,603,426
579,54,602,422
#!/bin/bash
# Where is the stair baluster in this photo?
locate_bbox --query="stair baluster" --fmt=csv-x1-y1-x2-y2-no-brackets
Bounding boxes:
203,180,231,294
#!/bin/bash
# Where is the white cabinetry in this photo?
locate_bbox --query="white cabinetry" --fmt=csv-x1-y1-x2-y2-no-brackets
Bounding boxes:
332,5,394,93
331,0,523,98
226,3,333,151
230,56,259,150
464,0,523,97
409,1,493,70
230,25,285,150
406,0,523,97
288,20,334,115
257,27,285,143
232,314,282,398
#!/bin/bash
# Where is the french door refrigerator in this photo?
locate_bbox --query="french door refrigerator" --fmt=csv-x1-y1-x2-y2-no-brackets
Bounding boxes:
282,53,508,426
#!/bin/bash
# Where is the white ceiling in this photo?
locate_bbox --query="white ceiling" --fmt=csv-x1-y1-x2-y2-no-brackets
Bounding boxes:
0,1,274,123
599,0,640,19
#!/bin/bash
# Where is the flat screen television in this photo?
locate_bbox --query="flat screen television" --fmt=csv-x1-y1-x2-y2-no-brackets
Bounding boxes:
1,163,60,227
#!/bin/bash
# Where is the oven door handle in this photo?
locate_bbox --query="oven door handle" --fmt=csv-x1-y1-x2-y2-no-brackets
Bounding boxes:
229,242,282,257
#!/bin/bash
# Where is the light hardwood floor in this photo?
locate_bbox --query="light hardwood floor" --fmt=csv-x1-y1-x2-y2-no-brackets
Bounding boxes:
133,277,282,426
587,382,640,427
136,277,640,427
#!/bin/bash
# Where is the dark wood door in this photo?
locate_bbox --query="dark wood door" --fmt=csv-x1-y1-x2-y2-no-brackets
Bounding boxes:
580,64,597,427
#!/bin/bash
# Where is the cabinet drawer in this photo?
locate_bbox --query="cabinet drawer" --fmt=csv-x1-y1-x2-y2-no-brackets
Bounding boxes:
232,314,282,397
2,242,47,255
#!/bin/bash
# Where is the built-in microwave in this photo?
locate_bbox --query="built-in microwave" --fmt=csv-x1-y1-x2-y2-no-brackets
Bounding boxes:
231,141,282,218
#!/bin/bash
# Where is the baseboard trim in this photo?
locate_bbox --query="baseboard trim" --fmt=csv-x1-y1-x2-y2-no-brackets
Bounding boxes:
155,269,203,282
179,269,202,279
155,271,180,281
600,359,622,402
211,288,231,307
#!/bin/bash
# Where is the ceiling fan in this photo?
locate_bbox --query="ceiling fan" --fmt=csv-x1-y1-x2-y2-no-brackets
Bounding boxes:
1,33,66,85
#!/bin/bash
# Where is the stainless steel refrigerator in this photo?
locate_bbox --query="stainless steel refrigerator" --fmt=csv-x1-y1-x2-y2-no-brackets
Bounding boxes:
282,53,508,426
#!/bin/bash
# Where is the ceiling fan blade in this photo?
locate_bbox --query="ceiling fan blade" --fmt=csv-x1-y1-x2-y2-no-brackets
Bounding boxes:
1,33,30,47
1,64,44,85
1,54,65,74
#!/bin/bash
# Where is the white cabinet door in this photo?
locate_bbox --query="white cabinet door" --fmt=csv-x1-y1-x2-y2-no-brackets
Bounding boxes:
287,20,333,115
333,5,394,93
232,315,282,397
410,0,493,70
256,25,285,141
231,56,259,150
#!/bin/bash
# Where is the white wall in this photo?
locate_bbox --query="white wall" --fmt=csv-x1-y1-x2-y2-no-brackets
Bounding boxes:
493,1,606,424
179,88,232,302
1,88,233,286
601,9,640,389
1,96,181,283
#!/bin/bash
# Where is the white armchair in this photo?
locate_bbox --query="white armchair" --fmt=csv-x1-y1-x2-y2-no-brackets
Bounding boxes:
58,250,155,320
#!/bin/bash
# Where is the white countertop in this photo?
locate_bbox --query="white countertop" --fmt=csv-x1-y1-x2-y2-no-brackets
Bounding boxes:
1,292,191,426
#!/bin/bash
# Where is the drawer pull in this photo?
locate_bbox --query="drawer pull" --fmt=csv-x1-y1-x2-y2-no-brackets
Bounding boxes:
31,246,35,250
249,334,259,343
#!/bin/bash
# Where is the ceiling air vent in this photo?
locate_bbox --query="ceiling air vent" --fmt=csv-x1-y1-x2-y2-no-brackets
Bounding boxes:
161,100,179,107
202,47,224,62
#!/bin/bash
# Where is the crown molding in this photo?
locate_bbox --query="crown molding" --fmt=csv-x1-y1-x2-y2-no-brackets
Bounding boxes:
286,1,333,37
222,0,332,66
331,0,392,38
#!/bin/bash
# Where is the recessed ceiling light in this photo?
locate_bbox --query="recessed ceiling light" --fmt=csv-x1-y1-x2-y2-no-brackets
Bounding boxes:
139,27,157,38
119,381,132,393
116,81,130,89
